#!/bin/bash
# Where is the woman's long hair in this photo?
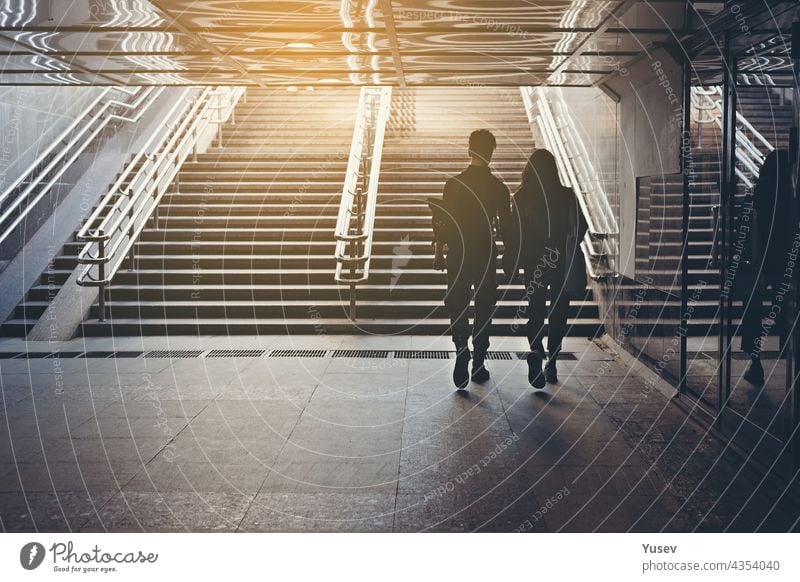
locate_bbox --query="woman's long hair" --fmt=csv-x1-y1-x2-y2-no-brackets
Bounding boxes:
516,148,571,238
519,149,562,197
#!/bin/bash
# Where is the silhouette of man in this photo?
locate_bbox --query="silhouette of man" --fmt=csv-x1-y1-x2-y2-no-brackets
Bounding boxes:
433,129,512,388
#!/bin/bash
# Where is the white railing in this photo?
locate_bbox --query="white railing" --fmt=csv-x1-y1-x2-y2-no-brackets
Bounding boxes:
0,86,164,248
521,86,619,279
691,85,774,190
76,86,245,320
334,86,392,319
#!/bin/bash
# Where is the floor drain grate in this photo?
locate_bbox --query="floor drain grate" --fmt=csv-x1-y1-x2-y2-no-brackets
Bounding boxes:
206,349,265,358
485,351,514,360
332,349,390,358
144,350,203,358
514,352,577,360
45,352,85,359
394,350,452,359
268,349,328,358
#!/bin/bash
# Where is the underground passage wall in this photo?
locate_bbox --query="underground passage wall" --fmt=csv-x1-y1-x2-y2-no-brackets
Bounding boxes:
593,46,687,385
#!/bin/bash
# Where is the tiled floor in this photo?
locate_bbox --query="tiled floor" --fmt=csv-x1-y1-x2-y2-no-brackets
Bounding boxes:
0,336,798,532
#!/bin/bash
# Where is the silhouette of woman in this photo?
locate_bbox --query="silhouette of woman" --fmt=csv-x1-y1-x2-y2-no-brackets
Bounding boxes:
740,149,794,385
506,149,587,388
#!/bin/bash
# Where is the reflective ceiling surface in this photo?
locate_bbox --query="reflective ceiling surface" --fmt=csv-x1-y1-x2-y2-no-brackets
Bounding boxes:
0,1,793,86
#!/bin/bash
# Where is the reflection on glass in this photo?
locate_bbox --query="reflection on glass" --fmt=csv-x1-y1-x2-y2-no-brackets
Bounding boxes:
340,0,380,84
685,75,795,447
630,173,685,386
682,81,723,407
728,148,794,440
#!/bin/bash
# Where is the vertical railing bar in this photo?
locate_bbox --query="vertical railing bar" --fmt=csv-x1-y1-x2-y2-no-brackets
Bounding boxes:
98,231,106,322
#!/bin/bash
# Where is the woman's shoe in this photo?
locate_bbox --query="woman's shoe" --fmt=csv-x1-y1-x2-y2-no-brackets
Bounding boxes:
527,352,545,389
743,358,764,385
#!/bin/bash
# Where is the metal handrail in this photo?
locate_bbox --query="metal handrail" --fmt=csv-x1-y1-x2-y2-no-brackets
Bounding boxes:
690,86,774,190
535,110,604,276
334,86,392,319
521,86,619,279
535,86,619,237
0,86,163,247
76,86,245,320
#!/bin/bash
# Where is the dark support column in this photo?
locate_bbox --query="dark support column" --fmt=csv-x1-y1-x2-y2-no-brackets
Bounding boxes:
718,31,737,420
789,21,800,471
680,58,691,395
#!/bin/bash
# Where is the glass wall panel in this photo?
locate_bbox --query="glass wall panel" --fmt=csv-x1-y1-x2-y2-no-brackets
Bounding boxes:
682,75,724,409
628,173,684,386
722,77,795,464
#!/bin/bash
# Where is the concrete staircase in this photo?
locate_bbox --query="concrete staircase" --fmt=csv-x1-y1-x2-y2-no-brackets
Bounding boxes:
634,85,793,331
2,86,605,337
369,86,602,335
3,88,358,336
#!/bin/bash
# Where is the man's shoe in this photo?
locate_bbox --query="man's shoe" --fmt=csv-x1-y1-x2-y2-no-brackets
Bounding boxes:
544,360,558,384
527,352,545,389
453,348,471,389
743,358,764,385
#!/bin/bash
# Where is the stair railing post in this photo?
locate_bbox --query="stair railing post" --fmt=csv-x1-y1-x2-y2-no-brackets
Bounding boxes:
216,92,224,147
153,178,160,230
127,201,136,271
98,231,106,322
193,122,199,162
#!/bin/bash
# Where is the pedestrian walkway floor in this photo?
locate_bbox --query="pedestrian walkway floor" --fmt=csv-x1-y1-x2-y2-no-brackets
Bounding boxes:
1,335,797,532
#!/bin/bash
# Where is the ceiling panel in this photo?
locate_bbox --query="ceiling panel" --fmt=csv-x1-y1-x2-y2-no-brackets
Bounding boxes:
236,55,395,73
0,31,195,53
35,54,232,73
198,31,382,54
391,1,620,29
156,0,385,30
402,53,556,66
4,0,781,86
0,0,164,27
0,54,70,71
0,71,113,85
405,71,549,86
103,71,250,84
390,31,591,53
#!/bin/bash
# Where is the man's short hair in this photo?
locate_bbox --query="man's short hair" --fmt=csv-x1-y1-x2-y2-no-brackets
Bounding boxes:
469,129,496,164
